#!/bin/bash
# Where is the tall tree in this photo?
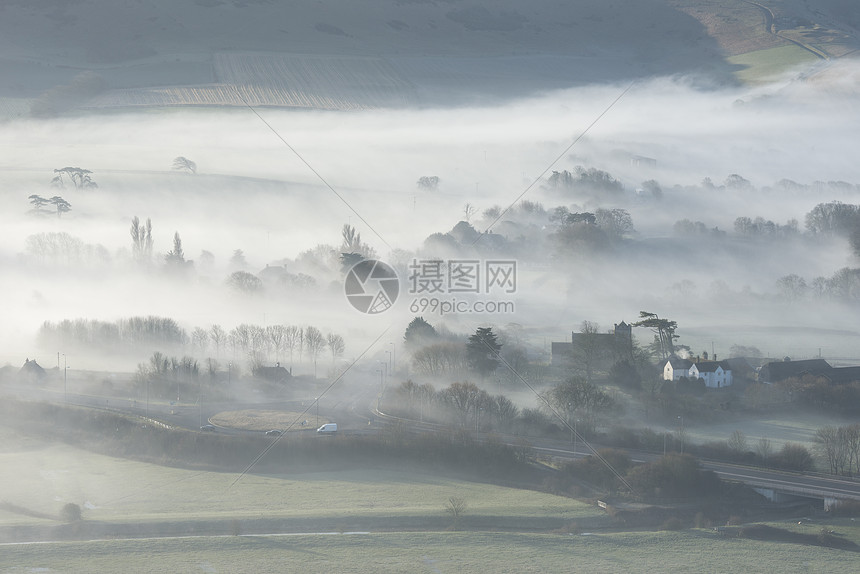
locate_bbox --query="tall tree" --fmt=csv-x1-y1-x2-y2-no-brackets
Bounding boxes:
192,327,209,356
340,224,376,259
51,167,97,189
548,376,615,434
633,311,678,360
209,324,225,358
130,217,153,263
403,316,438,351
284,325,302,368
442,381,491,427
28,194,49,213
466,327,502,377
327,333,345,364
165,232,185,265
304,326,326,377
48,196,71,217
267,325,286,363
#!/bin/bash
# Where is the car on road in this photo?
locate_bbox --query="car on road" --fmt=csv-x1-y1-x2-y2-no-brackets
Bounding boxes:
265,429,282,436
200,424,216,432
317,423,337,434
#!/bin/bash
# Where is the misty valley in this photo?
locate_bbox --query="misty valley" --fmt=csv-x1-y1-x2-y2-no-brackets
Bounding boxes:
2,0,860,572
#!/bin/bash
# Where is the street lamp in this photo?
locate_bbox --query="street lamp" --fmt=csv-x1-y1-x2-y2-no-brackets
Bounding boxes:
63,354,68,403
390,342,396,372
567,402,573,446
315,397,319,427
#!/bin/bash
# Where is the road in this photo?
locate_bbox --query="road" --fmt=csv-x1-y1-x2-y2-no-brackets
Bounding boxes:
376,409,860,503
9,380,860,503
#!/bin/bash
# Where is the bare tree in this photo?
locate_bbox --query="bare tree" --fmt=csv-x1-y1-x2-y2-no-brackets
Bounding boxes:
463,203,477,223
209,325,226,358
816,426,844,475
284,325,302,368
756,437,773,463
130,217,153,264
442,381,491,427
727,430,748,455
304,326,326,377
267,325,286,363
192,327,209,356
327,333,345,364
445,496,467,529
230,324,253,356
248,325,268,360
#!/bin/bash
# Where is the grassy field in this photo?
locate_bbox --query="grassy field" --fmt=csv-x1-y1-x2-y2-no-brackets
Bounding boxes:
3,419,860,571
208,410,329,432
2,527,859,573
728,44,819,83
683,412,846,451
0,425,603,528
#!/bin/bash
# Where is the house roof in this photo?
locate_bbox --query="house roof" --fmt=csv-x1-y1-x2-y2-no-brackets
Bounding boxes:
824,366,860,385
664,355,693,370
759,359,832,383
724,357,754,372
691,360,729,373
18,359,46,379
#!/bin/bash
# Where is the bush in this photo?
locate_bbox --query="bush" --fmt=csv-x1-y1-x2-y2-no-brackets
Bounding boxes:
60,503,81,522
770,443,815,471
626,453,721,499
564,449,632,491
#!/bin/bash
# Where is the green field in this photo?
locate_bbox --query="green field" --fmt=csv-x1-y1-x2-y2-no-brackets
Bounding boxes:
728,44,819,83
2,527,860,573
3,424,860,572
0,425,603,528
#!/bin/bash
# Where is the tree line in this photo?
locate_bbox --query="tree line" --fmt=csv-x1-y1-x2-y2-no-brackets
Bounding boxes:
38,316,346,376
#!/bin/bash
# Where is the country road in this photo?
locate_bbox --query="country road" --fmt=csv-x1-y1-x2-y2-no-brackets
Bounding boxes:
9,379,860,505
741,0,830,60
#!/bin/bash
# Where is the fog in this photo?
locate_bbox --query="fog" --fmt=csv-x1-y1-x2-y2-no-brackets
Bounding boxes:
1,61,859,373
5,2,860,564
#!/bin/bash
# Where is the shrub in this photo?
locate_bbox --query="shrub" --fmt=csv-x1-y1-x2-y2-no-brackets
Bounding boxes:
771,443,815,471
626,453,721,498
60,503,81,522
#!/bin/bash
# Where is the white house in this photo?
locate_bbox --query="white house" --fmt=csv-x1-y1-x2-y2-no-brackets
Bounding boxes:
689,361,733,388
662,356,693,381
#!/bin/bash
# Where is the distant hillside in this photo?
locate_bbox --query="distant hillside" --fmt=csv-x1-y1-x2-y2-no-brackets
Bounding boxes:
0,0,857,109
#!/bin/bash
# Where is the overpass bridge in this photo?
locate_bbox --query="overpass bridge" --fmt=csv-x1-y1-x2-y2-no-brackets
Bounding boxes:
707,463,860,510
